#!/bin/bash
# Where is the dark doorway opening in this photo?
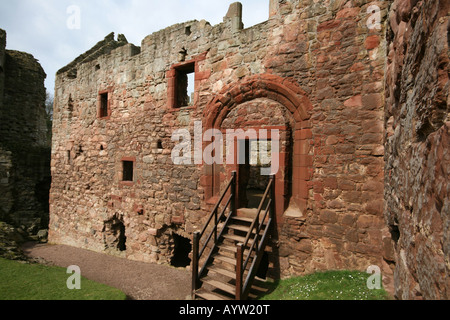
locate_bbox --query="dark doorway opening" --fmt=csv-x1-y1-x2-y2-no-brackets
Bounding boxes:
238,139,272,209
171,234,192,268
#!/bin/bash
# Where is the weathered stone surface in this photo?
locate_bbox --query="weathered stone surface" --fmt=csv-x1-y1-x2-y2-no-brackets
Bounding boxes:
385,0,449,300
0,222,27,260
0,29,51,229
49,1,390,288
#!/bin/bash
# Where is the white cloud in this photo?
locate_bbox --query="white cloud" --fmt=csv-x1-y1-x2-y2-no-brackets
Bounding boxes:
0,0,270,94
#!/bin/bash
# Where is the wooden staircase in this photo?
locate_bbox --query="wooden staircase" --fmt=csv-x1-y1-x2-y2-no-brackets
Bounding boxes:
192,172,275,300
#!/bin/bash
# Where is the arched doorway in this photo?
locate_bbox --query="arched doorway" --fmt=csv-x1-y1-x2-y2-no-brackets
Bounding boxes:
202,74,313,224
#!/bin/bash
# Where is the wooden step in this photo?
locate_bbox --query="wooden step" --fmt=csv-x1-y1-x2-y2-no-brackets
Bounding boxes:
213,254,237,266
222,233,255,244
227,224,252,233
203,279,236,296
231,216,254,224
219,244,252,255
195,288,232,301
208,266,237,279
228,223,266,234
219,243,273,255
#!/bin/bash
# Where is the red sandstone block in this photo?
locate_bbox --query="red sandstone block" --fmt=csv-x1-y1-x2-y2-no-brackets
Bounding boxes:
295,120,312,130
344,95,363,108
317,20,341,32
295,129,313,141
320,210,338,224
166,69,176,78
336,7,360,19
365,35,381,50
172,216,185,225
298,181,310,199
313,180,324,193
294,140,311,155
314,193,324,202
323,177,338,189
300,155,313,167
362,93,383,110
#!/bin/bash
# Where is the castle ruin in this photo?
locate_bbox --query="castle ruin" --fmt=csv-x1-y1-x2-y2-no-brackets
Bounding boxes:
48,0,449,300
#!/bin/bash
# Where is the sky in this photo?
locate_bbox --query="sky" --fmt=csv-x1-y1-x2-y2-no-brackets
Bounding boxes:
0,0,270,96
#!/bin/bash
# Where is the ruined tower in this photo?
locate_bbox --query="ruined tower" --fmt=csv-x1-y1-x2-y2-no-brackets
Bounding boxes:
0,29,51,230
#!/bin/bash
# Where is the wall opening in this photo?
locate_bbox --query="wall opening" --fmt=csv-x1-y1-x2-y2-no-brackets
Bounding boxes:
99,92,109,118
122,161,134,182
175,62,195,108
103,215,127,252
390,223,400,244
67,68,77,79
170,233,192,268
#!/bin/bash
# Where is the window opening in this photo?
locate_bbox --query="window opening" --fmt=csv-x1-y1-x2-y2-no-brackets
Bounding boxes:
175,63,195,108
122,161,134,182
99,92,109,118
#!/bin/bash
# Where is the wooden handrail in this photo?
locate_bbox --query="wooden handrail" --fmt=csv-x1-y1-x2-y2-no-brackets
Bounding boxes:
242,176,274,253
236,174,275,300
192,171,237,298
199,173,236,239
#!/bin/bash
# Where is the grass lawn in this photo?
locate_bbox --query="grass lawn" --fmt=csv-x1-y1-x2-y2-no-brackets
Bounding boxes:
259,270,392,300
0,258,127,300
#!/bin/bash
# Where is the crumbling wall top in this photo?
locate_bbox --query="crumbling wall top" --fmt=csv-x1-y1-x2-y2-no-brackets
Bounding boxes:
57,32,130,76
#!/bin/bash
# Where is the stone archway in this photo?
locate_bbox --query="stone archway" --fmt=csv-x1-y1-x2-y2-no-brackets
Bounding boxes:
201,74,313,223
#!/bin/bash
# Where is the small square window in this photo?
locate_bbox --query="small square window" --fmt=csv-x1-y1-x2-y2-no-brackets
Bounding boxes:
122,161,134,182
99,92,109,118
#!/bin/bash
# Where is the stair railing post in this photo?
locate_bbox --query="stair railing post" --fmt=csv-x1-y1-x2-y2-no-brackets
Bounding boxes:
192,231,200,299
255,218,259,252
236,243,244,300
231,171,237,216
214,208,218,244
270,174,276,220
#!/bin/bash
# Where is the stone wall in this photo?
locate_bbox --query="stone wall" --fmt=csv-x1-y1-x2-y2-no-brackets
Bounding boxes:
0,29,5,112
0,29,51,229
384,0,449,299
50,0,391,286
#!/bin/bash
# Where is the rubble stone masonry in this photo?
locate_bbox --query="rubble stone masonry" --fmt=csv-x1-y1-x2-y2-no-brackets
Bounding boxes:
50,0,406,293
0,29,51,229
385,0,449,299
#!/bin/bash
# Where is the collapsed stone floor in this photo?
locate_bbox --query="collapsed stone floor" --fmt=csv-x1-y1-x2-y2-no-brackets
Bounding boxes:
22,242,191,300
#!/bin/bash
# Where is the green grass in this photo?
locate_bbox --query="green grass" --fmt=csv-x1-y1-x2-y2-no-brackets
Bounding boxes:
259,270,391,300
0,258,127,300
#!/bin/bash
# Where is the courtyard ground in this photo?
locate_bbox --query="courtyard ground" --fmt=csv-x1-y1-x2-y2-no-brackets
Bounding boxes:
22,242,191,300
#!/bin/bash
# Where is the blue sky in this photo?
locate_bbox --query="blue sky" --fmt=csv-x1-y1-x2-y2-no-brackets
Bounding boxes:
0,0,270,95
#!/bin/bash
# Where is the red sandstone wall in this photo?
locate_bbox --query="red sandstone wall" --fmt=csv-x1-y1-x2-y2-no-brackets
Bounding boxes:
385,0,449,299
50,0,391,284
